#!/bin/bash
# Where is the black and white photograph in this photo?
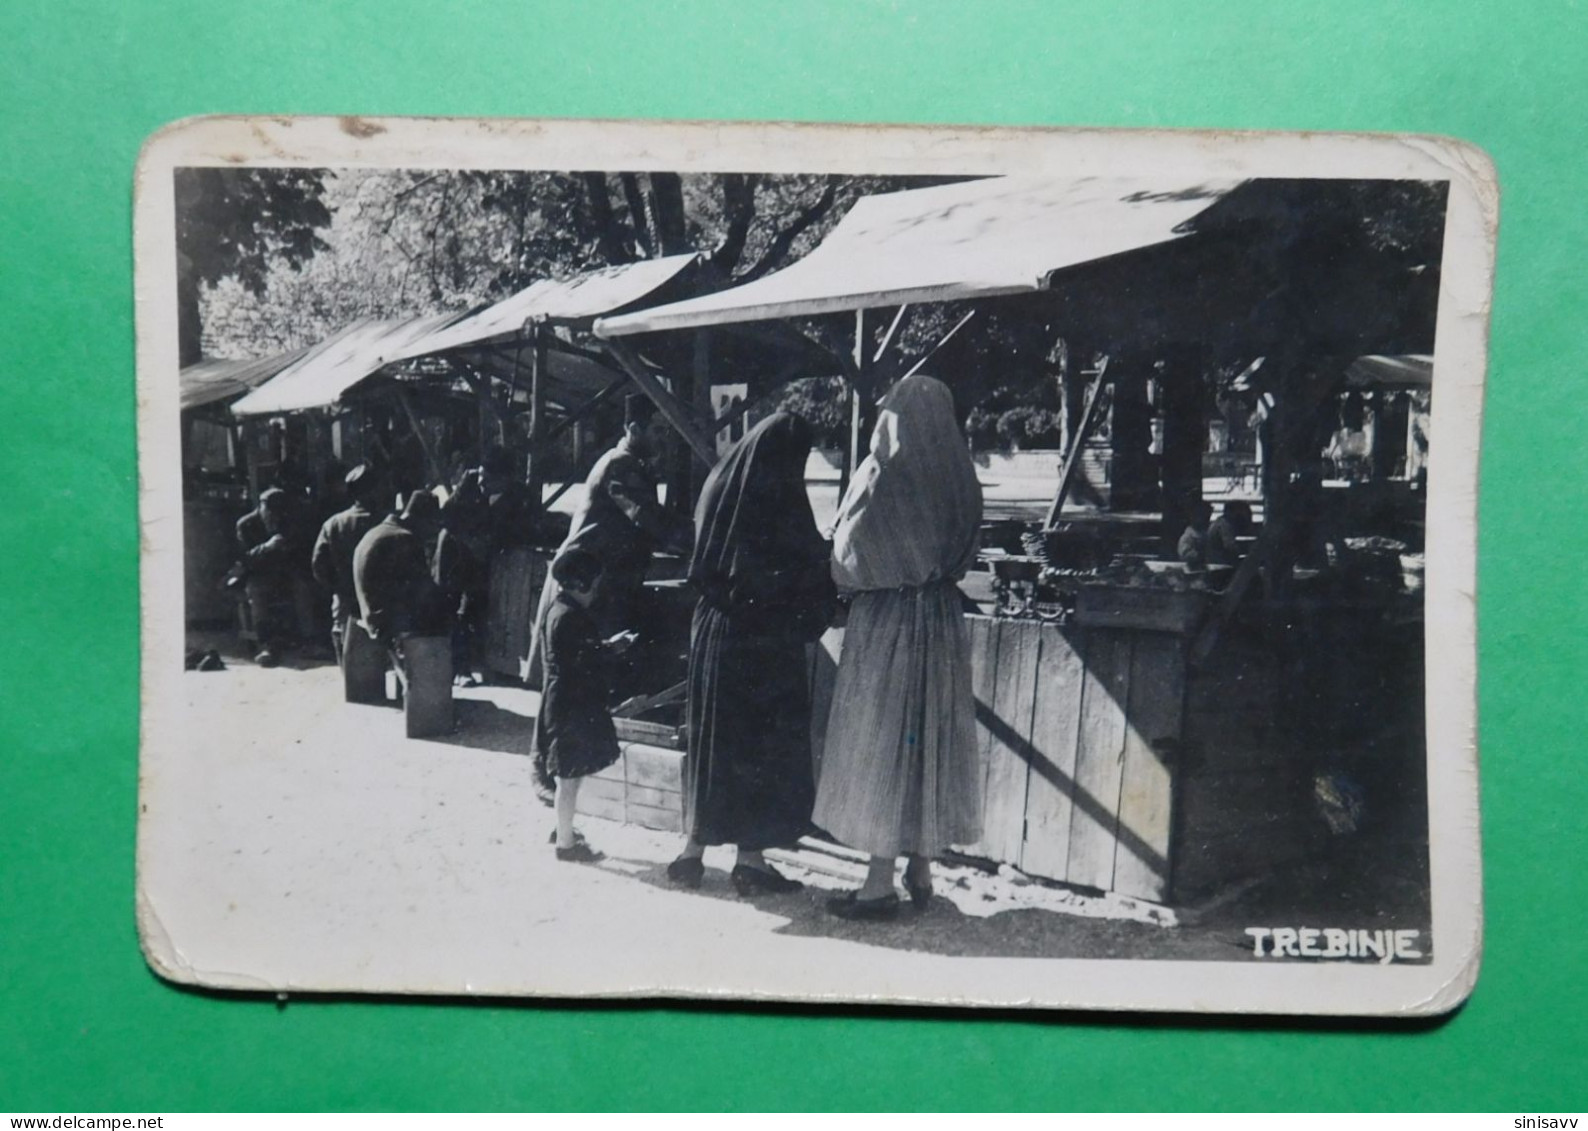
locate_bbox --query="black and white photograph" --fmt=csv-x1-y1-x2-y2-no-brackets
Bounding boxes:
134,118,1490,1014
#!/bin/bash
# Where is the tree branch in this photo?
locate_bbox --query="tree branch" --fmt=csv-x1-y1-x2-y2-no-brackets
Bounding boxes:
581,172,633,265
619,174,653,258
708,173,757,274
733,178,838,283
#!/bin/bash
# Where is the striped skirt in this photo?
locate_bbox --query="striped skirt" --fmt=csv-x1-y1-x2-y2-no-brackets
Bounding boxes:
811,583,982,858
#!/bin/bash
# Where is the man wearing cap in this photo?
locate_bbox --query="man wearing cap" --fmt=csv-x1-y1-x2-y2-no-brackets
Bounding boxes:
232,486,314,667
353,490,451,646
437,446,542,685
527,394,694,687
311,463,387,662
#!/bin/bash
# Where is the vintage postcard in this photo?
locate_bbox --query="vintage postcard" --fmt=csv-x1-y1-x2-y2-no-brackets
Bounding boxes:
134,117,1492,1014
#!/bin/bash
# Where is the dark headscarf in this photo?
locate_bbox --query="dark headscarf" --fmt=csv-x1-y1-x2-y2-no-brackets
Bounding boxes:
689,412,833,635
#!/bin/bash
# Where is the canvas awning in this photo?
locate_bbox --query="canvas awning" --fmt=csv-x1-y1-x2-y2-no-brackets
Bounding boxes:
232,256,702,419
595,176,1238,336
417,253,698,356
1344,354,1434,388
180,348,309,412
231,315,463,417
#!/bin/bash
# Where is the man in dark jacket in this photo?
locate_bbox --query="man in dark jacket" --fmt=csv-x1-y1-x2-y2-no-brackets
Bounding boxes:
233,486,315,666
353,490,450,646
311,463,387,661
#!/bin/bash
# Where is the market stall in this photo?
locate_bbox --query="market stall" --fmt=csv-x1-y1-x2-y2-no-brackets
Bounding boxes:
595,174,1441,903
180,347,308,624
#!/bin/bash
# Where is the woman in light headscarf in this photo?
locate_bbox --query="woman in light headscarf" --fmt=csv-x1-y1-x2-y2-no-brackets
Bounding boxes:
813,375,984,920
668,412,837,896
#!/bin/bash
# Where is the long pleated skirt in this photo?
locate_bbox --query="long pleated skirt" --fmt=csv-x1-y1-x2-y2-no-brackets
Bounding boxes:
811,583,982,858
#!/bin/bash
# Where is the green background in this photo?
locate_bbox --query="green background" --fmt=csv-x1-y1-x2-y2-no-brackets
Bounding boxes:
2,0,1583,1112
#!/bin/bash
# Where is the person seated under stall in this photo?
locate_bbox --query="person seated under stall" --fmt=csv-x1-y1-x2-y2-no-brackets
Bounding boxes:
1177,501,1215,574
230,486,316,666
1207,500,1254,569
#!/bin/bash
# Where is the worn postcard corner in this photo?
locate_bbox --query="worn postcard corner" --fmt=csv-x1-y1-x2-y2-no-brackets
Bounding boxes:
134,116,1492,1016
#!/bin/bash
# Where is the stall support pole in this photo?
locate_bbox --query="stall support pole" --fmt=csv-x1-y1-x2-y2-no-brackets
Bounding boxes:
1044,359,1110,529
1159,343,1208,550
690,330,714,505
840,308,868,504
527,319,547,506
395,389,444,485
601,338,718,468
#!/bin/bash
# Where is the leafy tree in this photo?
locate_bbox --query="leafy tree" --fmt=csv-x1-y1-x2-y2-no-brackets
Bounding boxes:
175,168,330,366
769,376,849,448
197,170,959,363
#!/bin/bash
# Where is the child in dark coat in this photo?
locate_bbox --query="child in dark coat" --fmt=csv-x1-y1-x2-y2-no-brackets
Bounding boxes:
534,548,636,861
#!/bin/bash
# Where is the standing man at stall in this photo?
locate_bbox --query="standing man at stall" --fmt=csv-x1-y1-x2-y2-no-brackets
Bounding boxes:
527,394,694,690
437,446,550,685
353,490,451,647
311,462,386,662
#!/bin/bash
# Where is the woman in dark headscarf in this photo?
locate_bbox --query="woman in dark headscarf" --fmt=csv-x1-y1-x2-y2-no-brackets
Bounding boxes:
813,374,984,919
667,412,837,896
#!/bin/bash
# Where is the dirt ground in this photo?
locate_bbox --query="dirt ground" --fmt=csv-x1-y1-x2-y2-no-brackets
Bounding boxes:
148,627,1433,997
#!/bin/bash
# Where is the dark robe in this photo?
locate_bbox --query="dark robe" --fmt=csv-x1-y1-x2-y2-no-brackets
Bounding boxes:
684,413,836,850
532,594,621,780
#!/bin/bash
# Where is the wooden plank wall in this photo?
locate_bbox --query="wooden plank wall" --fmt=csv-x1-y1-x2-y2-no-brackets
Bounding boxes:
483,546,549,681
962,615,1185,903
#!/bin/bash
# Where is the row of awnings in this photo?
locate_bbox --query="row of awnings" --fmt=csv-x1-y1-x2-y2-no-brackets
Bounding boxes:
185,175,1246,420
183,172,1438,421
217,253,700,418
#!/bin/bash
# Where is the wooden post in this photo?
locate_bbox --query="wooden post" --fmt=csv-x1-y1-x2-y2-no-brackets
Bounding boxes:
601,338,718,468
394,389,444,486
527,319,547,507
841,309,869,504
242,419,261,501
1043,362,1110,529
1158,344,1207,551
692,329,714,503
1110,358,1157,512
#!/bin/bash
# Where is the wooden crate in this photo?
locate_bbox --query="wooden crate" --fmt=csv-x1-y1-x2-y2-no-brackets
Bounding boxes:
396,635,453,739
340,616,387,705
1075,585,1207,634
613,714,685,750
574,741,685,833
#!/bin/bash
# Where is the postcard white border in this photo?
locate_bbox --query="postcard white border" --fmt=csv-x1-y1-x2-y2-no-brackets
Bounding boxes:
134,116,1492,1015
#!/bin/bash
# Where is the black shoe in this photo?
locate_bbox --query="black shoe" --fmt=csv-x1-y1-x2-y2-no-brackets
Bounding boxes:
731,863,803,897
826,892,901,921
904,868,934,911
666,855,705,889
554,842,603,863
547,829,586,847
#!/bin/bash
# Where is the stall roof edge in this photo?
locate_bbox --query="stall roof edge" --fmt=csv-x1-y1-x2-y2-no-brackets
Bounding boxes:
228,255,701,419
595,175,1240,336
